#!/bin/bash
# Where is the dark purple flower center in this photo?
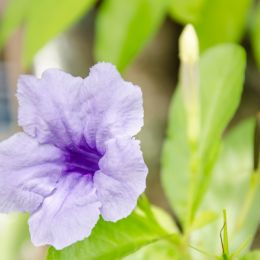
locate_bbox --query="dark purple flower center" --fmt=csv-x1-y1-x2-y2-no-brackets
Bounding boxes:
64,142,102,176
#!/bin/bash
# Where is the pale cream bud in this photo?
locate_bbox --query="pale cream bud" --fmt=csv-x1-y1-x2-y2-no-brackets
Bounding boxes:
179,24,200,147
179,24,199,64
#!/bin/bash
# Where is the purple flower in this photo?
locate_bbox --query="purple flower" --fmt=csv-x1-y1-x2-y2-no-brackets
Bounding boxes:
0,63,148,249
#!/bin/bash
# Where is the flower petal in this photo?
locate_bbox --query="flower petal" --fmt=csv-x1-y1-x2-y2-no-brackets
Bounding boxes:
29,174,101,249
94,137,148,221
17,69,85,148
0,133,63,213
83,63,144,152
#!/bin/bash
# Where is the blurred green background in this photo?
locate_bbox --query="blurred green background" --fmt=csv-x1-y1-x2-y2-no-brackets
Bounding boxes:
0,0,259,259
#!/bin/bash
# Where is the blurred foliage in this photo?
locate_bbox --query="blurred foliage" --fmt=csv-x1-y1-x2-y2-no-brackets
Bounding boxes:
0,0,258,70
192,118,260,257
195,0,252,50
0,0,30,48
95,0,168,71
161,43,260,259
161,44,246,228
168,0,205,24
170,0,252,50
23,0,95,67
241,250,260,259
0,214,29,260
0,0,95,67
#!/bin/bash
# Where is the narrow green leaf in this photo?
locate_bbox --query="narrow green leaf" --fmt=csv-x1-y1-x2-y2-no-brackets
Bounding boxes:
168,0,205,24
250,3,260,68
199,44,246,158
222,209,229,256
47,209,174,260
196,0,252,51
23,0,95,67
191,44,246,217
95,0,168,71
161,44,246,227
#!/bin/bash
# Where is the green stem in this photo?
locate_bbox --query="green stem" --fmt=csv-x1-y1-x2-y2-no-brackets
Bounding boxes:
185,148,198,232
223,209,229,256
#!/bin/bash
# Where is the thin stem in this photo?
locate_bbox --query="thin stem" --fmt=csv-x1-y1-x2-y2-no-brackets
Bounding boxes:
223,209,229,256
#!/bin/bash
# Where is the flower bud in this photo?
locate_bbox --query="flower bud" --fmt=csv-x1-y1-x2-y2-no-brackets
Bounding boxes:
179,24,199,65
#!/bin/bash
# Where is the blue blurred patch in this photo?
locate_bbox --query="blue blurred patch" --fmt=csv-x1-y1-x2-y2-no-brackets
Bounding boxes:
0,64,12,128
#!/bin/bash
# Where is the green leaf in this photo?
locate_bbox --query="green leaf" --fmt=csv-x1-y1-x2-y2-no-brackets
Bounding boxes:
250,2,260,68
191,118,260,255
161,91,189,225
0,0,33,48
47,208,177,260
161,44,246,227
192,210,218,230
124,240,185,260
137,195,178,234
124,205,185,260
168,0,205,24
95,0,168,71
23,0,95,67
196,0,252,51
190,44,246,218
240,250,260,260
199,44,245,157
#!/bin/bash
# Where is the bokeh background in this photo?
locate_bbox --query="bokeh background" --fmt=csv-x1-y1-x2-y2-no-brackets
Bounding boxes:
0,0,259,259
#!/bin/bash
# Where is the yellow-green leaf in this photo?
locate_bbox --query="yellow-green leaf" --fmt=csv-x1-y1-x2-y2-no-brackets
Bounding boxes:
196,0,252,51
95,0,168,71
168,0,205,24
23,0,95,67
